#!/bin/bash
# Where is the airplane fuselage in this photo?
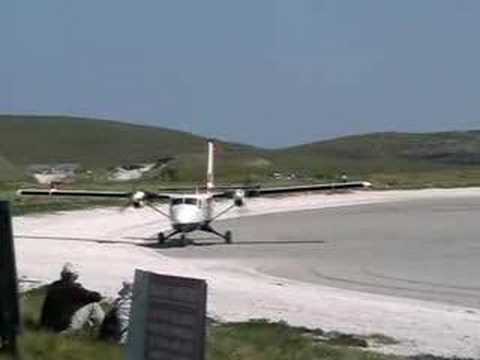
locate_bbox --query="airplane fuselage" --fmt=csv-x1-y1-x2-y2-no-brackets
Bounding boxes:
169,195,214,233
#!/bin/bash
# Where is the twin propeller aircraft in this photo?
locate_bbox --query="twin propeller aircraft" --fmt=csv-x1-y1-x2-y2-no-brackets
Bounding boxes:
18,141,370,245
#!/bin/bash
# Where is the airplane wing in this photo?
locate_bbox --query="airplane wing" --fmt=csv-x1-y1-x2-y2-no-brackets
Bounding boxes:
245,181,371,197
17,189,132,198
16,189,172,201
211,181,370,200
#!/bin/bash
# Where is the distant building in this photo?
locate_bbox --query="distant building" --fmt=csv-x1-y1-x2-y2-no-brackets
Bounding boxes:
272,172,282,180
27,163,80,185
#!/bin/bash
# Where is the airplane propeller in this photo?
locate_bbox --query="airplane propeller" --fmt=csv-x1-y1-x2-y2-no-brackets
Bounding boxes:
119,190,159,211
233,189,246,207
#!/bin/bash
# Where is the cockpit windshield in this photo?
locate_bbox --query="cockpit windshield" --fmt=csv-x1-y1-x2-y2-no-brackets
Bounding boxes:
171,197,198,206
171,198,183,206
185,198,197,205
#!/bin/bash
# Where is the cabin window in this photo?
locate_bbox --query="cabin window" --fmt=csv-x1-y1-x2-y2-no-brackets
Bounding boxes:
171,198,183,206
185,198,197,205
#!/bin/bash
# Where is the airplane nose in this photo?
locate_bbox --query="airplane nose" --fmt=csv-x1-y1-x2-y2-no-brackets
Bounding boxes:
172,205,201,224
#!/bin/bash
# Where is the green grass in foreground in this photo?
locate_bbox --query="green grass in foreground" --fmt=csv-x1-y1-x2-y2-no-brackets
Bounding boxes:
208,320,398,360
0,288,402,360
12,332,123,360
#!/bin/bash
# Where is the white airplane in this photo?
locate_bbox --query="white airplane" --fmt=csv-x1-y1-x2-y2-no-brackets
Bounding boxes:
17,141,371,245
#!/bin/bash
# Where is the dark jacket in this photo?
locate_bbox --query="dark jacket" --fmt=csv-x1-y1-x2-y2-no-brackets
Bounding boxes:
40,279,101,332
98,307,121,343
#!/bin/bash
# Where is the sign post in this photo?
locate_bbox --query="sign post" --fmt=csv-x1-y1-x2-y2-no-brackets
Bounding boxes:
0,201,20,357
127,270,207,360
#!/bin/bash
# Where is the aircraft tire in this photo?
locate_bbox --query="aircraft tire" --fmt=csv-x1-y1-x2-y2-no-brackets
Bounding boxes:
224,230,232,244
179,234,187,247
157,232,165,244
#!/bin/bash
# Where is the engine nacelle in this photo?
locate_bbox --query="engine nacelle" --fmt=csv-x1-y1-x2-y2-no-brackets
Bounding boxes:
132,191,146,208
132,201,144,209
233,189,245,207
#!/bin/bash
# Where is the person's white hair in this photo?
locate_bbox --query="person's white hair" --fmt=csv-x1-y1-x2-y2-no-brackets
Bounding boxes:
60,262,79,280
117,281,133,297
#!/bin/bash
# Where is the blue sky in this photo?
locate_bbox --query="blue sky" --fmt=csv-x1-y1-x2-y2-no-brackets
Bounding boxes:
2,1,480,147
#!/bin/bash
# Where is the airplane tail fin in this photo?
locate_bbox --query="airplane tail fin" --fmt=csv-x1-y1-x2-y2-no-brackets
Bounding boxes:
206,140,215,191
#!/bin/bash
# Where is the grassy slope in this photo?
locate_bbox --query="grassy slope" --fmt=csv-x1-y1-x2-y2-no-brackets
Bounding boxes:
266,131,480,188
0,115,253,166
271,131,480,174
0,156,21,181
0,115,267,183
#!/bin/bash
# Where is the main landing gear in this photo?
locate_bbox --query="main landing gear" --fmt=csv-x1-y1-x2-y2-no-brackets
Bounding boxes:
157,230,184,245
224,230,232,244
201,224,232,244
157,225,233,245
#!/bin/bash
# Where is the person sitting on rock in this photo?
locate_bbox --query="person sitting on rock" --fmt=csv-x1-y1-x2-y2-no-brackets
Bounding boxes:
40,263,105,333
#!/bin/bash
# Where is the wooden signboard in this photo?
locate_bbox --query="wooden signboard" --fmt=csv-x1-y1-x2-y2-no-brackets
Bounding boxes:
0,201,20,353
127,270,207,360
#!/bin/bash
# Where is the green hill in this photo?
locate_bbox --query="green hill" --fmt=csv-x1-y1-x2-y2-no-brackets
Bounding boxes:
0,154,21,181
270,131,480,187
268,131,480,173
0,115,265,183
1,115,480,187
0,115,255,166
